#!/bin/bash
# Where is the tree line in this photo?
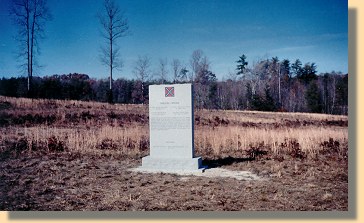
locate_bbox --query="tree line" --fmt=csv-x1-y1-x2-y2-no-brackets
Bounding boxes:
0,52,348,115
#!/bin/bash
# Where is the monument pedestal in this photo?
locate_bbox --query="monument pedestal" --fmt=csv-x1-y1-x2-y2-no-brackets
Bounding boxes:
139,84,203,174
141,156,204,172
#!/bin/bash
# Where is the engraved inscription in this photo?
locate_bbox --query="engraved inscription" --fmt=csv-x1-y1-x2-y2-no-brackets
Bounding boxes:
151,116,190,130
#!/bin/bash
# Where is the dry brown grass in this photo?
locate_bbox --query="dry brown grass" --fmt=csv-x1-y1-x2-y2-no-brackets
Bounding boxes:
1,95,348,160
195,125,348,159
0,96,146,112
197,109,347,124
2,125,149,159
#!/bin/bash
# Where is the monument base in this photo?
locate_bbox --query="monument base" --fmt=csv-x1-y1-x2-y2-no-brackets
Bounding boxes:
140,155,204,173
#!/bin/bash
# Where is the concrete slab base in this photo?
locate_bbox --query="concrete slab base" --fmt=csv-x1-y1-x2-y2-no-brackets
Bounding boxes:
138,155,205,173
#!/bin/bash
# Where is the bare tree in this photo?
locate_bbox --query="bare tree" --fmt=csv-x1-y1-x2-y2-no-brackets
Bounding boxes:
133,55,151,104
189,50,213,109
98,0,129,103
171,59,181,83
189,49,203,82
157,58,168,84
10,0,51,97
329,74,337,114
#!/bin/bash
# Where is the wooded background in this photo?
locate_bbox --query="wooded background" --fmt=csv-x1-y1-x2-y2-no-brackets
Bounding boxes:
0,54,348,115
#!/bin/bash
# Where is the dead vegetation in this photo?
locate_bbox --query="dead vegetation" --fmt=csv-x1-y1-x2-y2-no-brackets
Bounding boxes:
0,96,348,210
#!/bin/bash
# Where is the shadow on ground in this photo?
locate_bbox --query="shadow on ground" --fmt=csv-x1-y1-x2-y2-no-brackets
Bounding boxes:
202,156,253,169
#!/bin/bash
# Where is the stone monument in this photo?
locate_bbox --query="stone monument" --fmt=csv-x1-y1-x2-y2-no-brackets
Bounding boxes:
141,83,203,172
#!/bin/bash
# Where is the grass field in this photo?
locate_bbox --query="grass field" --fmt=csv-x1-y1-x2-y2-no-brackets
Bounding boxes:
0,96,348,210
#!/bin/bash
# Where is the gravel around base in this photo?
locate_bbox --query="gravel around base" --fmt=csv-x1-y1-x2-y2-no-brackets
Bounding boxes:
131,167,262,181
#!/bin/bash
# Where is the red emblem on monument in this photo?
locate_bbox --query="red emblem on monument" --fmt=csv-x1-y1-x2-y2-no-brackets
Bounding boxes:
165,87,175,97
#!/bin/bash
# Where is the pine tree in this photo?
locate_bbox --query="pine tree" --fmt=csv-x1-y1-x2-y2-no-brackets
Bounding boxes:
305,81,323,113
236,54,248,76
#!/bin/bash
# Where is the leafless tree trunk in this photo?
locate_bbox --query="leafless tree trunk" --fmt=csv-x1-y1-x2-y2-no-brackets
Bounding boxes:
171,59,181,83
190,49,204,82
157,58,168,84
133,55,151,104
278,63,281,107
10,0,51,97
330,76,337,114
98,0,129,103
